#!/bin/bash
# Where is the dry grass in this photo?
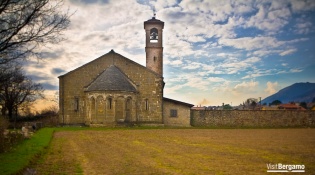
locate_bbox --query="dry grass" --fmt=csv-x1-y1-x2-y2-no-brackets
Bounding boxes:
32,128,315,175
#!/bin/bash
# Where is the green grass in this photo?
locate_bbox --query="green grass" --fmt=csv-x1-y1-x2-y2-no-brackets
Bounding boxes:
0,128,55,175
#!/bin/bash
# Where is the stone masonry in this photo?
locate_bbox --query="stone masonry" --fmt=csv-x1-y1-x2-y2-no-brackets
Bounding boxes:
191,110,315,127
59,50,164,125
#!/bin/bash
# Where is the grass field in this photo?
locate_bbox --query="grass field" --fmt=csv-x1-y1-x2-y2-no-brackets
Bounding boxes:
28,128,315,175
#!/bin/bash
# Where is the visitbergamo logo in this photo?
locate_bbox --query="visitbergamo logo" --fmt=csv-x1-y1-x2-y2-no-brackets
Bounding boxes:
267,163,305,173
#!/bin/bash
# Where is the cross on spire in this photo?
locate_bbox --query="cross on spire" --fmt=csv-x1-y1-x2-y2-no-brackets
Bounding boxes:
153,9,156,19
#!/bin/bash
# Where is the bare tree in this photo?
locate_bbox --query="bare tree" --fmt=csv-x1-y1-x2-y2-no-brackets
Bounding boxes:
0,65,43,120
0,0,71,65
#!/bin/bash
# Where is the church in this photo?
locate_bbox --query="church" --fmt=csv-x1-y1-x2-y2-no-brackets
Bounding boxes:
58,16,193,127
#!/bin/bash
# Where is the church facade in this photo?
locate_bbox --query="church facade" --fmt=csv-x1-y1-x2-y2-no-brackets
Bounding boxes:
58,17,193,127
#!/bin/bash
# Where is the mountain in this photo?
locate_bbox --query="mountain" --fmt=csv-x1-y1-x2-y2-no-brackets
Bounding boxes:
262,82,315,104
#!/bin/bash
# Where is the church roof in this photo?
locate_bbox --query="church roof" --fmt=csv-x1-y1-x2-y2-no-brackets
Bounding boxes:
163,97,194,107
59,50,161,78
85,65,137,92
144,17,164,27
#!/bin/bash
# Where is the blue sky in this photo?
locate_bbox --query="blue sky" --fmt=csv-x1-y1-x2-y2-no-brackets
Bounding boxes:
25,0,315,108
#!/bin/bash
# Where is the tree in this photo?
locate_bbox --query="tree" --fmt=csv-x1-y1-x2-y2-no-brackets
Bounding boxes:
0,65,43,120
223,104,233,110
270,100,282,106
312,97,315,103
244,98,258,110
299,102,307,110
0,0,71,65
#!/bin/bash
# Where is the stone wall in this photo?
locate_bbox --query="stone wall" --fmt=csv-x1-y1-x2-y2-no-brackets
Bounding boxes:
191,110,315,127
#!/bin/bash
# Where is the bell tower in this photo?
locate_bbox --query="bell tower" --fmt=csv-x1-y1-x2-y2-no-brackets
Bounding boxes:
144,15,164,76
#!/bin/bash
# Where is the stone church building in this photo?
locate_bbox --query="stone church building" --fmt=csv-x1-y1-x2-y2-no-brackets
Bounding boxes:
58,17,193,127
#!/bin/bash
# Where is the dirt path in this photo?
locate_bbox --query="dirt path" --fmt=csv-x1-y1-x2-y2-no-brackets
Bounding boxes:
32,129,315,174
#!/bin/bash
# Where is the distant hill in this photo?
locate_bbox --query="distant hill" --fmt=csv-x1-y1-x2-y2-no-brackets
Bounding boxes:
262,82,315,104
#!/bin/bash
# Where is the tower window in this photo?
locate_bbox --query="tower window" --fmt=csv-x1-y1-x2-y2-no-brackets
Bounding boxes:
150,28,158,43
145,99,149,110
74,97,79,111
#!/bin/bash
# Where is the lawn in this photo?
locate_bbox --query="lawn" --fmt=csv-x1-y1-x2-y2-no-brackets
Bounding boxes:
29,128,315,175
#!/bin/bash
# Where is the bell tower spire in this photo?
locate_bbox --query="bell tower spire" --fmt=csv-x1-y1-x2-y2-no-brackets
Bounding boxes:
144,15,164,76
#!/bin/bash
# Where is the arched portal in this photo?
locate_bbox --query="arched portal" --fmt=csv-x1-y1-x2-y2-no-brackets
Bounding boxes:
125,98,132,122
115,97,124,122
96,96,105,123
105,97,114,122
90,97,96,123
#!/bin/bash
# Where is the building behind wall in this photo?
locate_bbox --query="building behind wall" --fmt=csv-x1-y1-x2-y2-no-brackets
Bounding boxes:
58,16,193,126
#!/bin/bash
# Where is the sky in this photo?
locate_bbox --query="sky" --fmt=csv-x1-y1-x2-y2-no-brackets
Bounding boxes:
24,0,315,110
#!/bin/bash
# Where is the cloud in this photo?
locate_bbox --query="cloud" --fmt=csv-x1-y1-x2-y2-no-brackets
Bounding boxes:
218,36,284,51
150,0,178,11
220,56,261,74
252,49,281,57
291,0,315,13
165,58,183,67
294,18,313,34
207,77,226,82
243,1,291,34
42,83,58,90
233,2,254,15
290,68,303,73
233,80,259,94
182,62,202,70
164,84,184,94
39,51,64,59
69,0,109,5
265,81,278,95
280,48,297,56
51,68,66,75
28,74,51,82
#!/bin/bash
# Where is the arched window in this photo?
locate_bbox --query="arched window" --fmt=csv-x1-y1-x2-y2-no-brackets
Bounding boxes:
97,96,104,114
126,98,131,110
107,98,112,110
150,28,158,43
91,97,96,115
145,99,149,111
74,97,79,111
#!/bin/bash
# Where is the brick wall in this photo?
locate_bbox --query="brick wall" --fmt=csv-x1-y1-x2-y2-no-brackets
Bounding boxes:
191,110,315,127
